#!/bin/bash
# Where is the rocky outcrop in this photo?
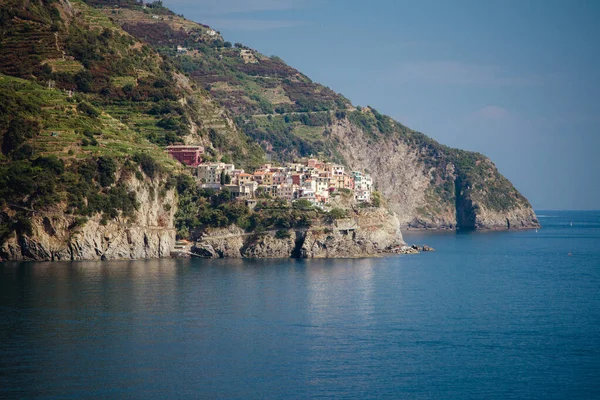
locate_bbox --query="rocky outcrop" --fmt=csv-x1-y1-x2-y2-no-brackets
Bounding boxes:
192,207,404,259
301,208,402,258
1,175,176,261
192,225,246,258
242,232,299,258
471,203,539,230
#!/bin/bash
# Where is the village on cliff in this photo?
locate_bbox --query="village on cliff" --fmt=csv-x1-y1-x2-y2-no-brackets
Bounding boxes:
166,145,373,208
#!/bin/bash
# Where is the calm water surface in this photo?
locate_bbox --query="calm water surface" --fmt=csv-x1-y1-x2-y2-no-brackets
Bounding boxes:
1,211,599,399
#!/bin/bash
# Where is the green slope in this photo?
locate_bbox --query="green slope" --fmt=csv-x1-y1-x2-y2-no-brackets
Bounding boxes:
0,0,538,234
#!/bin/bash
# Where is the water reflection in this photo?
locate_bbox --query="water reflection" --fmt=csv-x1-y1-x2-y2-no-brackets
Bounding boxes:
305,258,376,327
2,220,598,400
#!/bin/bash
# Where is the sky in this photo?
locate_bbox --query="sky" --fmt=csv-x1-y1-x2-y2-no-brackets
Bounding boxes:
163,0,600,210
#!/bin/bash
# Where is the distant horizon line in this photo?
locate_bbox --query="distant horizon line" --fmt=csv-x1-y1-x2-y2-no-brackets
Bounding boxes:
535,209,599,212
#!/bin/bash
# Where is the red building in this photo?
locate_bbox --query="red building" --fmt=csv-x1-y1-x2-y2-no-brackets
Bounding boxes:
291,174,302,185
166,145,204,167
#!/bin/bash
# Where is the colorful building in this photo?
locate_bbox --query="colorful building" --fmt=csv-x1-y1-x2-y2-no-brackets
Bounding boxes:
166,145,204,167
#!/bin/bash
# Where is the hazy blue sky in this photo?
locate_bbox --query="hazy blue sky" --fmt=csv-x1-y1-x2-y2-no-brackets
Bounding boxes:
164,0,599,210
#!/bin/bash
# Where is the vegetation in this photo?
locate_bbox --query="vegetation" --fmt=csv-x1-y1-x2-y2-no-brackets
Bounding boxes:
0,0,532,248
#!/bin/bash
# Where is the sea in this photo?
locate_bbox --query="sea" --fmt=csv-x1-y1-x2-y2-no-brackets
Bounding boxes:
1,210,599,399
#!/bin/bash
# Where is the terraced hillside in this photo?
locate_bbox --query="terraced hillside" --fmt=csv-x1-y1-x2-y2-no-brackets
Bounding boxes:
0,0,538,248
99,0,538,229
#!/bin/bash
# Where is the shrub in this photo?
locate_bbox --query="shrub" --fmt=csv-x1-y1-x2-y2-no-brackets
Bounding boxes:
292,199,312,210
1,119,39,156
33,156,64,175
275,229,291,239
134,153,161,179
328,208,347,220
97,156,117,187
77,101,100,118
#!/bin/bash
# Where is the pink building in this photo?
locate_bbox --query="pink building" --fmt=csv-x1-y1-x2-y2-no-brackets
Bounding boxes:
166,145,204,167
273,172,287,185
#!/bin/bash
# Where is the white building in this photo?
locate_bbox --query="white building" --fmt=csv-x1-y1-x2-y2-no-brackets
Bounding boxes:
352,171,373,202
316,175,331,198
222,182,258,199
197,163,234,184
354,189,371,202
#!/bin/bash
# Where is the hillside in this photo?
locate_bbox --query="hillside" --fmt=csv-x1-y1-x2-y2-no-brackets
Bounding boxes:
97,0,538,230
0,0,538,260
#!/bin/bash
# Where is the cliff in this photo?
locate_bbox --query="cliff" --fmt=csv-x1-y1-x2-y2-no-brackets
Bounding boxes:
1,173,177,261
330,119,539,230
192,207,404,259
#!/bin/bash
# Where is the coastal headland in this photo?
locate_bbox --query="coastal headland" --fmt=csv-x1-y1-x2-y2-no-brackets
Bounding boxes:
0,0,538,262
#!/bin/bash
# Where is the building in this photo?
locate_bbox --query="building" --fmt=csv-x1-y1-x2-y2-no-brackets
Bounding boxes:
298,189,317,206
277,184,298,200
316,173,332,198
263,172,274,186
354,189,371,202
352,171,373,202
238,173,254,185
189,156,373,205
240,49,258,64
352,171,373,191
343,174,355,190
230,169,245,184
222,182,258,199
253,171,266,184
166,145,204,167
273,172,287,185
197,162,234,184
291,174,302,186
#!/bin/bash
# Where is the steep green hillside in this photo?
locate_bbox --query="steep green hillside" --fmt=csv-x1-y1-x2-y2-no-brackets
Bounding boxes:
99,1,536,228
0,0,538,235
0,0,262,165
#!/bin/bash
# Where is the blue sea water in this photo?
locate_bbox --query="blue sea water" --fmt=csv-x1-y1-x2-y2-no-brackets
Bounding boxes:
0,210,599,399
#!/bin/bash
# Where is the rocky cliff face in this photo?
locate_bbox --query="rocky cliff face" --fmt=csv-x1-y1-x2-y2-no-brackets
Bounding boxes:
192,207,404,259
330,119,539,230
1,176,176,261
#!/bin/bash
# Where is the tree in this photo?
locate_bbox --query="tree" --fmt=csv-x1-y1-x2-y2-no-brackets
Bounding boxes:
1,119,39,156
292,199,312,210
97,157,117,187
371,191,382,207
275,229,291,239
74,70,94,93
134,153,160,179
220,170,231,185
328,208,347,220
223,41,232,48
256,186,271,199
